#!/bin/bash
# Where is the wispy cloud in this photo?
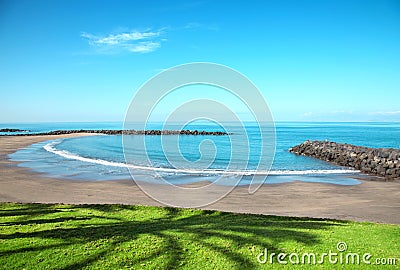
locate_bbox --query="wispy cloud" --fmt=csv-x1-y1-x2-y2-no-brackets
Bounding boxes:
302,112,313,117
369,110,400,116
81,29,164,54
81,23,218,55
302,110,355,117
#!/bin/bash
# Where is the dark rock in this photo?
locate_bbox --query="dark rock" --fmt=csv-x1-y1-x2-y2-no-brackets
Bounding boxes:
289,140,400,180
0,128,29,132
1,129,230,137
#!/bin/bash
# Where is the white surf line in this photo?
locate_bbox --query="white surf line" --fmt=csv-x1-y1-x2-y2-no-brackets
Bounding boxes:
44,140,360,176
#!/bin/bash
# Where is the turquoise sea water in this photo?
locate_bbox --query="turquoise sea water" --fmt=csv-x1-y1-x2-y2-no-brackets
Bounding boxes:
6,122,400,186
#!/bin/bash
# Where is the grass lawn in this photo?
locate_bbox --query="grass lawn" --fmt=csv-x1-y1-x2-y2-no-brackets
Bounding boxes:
0,203,399,269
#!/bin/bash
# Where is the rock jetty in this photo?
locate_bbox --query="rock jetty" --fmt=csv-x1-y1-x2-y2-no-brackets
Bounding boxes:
289,140,400,179
0,128,29,132
2,129,228,136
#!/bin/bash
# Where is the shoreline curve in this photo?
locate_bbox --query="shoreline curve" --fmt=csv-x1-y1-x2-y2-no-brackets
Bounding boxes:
1,134,399,224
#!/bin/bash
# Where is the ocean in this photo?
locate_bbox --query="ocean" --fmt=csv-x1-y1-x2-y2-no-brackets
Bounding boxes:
5,122,400,186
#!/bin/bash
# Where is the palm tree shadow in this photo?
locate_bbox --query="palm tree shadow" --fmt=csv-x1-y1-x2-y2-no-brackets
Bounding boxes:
0,204,347,269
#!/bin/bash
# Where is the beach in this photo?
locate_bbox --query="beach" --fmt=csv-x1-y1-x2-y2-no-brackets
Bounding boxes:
1,134,400,224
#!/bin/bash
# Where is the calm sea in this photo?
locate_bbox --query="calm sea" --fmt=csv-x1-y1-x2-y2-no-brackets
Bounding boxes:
5,122,400,186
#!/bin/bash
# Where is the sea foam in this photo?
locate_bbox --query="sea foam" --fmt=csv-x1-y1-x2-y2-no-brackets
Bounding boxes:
44,140,359,176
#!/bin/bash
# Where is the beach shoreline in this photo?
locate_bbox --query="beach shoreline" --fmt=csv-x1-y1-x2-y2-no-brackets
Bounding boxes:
1,134,399,224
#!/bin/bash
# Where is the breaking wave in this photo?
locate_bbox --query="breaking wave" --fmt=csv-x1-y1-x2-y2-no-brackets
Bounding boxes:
44,140,359,176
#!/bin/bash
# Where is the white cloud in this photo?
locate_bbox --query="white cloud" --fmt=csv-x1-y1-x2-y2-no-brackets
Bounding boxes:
369,111,400,116
126,41,160,53
81,29,163,54
81,23,218,55
302,112,313,117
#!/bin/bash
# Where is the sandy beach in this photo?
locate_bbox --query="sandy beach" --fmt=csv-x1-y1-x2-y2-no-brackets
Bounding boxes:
1,134,399,224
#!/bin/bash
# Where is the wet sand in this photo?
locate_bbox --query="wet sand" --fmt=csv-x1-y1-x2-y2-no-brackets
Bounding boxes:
1,134,399,224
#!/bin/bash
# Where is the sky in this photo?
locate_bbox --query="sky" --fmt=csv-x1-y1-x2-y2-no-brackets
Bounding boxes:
0,0,399,122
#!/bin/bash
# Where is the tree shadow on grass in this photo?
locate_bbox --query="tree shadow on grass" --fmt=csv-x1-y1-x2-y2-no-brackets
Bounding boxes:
0,216,91,226
0,203,62,217
0,203,348,269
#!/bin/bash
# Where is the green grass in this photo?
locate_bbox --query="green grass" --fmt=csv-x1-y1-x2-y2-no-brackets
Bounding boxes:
0,203,399,269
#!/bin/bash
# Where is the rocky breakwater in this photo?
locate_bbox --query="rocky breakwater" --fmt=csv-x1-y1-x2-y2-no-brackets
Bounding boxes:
3,129,229,136
0,128,29,132
289,140,400,179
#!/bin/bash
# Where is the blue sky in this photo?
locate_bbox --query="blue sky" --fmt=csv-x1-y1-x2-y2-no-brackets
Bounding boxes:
0,0,399,122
